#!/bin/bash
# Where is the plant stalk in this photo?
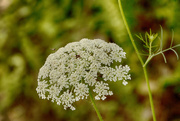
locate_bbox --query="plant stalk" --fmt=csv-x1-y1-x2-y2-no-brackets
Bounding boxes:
118,0,144,66
143,66,157,121
118,0,157,121
89,90,103,121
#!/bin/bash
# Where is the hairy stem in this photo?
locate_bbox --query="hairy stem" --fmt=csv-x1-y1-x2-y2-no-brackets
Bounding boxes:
118,0,157,121
89,90,103,121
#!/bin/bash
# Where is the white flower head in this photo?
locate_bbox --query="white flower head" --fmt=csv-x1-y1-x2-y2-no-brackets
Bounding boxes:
36,38,131,110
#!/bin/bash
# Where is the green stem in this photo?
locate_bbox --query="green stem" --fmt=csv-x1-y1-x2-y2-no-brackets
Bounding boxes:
89,90,103,121
118,0,157,121
143,66,157,121
149,42,152,56
118,0,144,66
143,55,153,67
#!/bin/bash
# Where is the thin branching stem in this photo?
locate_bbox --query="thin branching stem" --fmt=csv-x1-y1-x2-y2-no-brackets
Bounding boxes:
171,44,180,49
170,48,179,60
118,0,144,66
118,0,157,121
170,30,174,47
154,44,180,57
149,41,152,56
143,55,153,67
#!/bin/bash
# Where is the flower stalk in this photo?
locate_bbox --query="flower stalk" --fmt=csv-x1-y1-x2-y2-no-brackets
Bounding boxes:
118,0,157,121
89,90,103,121
143,66,157,121
117,0,144,66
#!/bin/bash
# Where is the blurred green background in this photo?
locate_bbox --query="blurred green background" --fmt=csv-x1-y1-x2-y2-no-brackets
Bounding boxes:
0,0,180,121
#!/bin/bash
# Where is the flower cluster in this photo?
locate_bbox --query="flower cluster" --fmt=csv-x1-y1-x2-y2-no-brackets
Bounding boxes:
36,38,131,110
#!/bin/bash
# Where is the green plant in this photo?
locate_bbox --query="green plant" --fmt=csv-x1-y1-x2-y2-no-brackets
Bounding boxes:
36,1,180,121
118,0,180,121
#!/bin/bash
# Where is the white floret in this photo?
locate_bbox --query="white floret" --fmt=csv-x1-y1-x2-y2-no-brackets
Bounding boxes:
74,83,89,101
36,80,48,99
93,81,113,100
60,90,76,110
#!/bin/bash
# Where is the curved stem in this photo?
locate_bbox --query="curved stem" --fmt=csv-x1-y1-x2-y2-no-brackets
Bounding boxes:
143,55,153,67
118,0,157,121
89,90,103,121
118,0,144,66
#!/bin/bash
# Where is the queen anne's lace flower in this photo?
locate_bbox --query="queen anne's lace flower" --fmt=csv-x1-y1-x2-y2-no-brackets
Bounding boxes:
36,38,131,110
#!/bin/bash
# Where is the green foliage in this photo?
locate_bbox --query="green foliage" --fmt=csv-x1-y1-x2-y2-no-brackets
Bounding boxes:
136,27,180,67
